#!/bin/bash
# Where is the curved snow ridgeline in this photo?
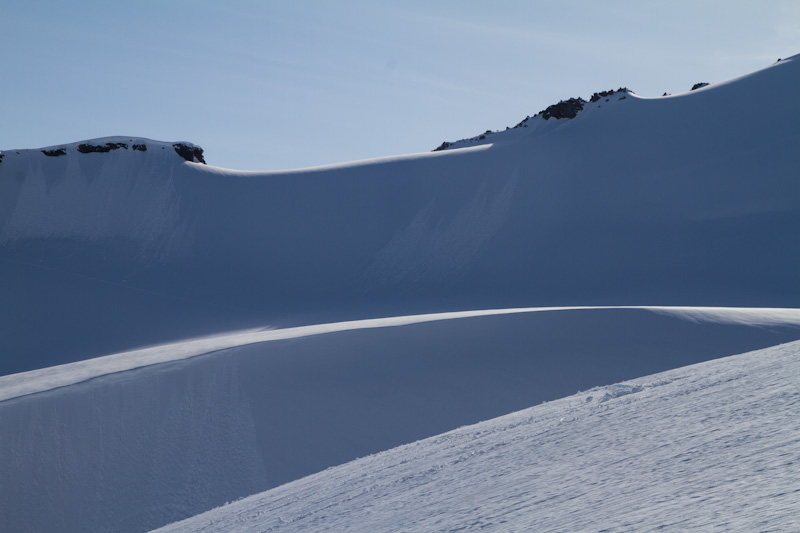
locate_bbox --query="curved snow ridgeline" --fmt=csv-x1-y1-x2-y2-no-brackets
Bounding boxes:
3,305,800,404
432,54,799,152
2,306,800,532
2,56,799,373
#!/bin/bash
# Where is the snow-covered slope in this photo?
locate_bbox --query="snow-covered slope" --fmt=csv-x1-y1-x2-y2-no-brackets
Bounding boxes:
2,55,799,533
2,306,800,532
157,338,800,532
2,56,799,374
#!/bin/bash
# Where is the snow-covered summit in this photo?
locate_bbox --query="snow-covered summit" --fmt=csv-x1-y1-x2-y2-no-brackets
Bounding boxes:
433,87,633,151
432,53,798,152
0,136,206,164
0,136,205,285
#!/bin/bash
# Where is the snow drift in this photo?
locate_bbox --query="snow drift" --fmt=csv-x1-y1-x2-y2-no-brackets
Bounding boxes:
2,56,799,374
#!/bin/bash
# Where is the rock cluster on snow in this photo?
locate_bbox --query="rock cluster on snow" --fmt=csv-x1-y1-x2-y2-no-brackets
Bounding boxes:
589,87,630,102
539,97,586,120
433,88,633,151
172,143,206,164
77,142,129,153
3,139,206,164
433,141,452,151
691,82,710,91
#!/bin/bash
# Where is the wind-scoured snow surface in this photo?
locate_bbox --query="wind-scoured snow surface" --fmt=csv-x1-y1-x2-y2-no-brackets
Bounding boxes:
1,56,799,373
2,56,800,532
158,339,800,533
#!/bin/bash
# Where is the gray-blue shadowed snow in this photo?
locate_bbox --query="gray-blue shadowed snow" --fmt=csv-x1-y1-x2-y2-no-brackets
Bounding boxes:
2,57,800,374
2,307,800,532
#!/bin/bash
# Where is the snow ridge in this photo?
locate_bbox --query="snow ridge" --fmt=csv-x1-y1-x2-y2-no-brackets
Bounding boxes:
3,306,800,404
1,136,205,163
433,87,632,151
431,54,797,152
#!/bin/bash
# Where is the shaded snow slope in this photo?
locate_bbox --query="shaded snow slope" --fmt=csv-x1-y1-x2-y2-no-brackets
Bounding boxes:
2,307,800,532
158,338,800,533
2,57,799,373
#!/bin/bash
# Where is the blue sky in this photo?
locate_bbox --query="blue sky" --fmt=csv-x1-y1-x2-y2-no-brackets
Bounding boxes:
2,1,798,170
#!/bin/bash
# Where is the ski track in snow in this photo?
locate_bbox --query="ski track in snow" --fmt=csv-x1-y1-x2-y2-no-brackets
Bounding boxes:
156,339,800,532
2,305,800,403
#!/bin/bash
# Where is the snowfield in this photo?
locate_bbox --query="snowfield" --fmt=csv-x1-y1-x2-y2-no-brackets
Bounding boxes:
1,55,799,532
157,338,800,532
2,307,800,532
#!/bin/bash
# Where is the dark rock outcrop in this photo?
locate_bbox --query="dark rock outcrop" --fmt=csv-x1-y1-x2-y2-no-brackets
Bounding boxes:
172,143,206,164
433,87,634,150
589,88,631,102
540,97,586,120
691,82,709,91
77,142,128,153
513,116,531,129
590,90,611,102
42,148,67,157
132,144,147,152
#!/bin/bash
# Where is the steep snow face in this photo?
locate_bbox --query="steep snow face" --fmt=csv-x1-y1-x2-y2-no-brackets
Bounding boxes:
2,57,799,374
0,137,202,263
1,307,800,532
157,338,800,533
0,138,212,373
